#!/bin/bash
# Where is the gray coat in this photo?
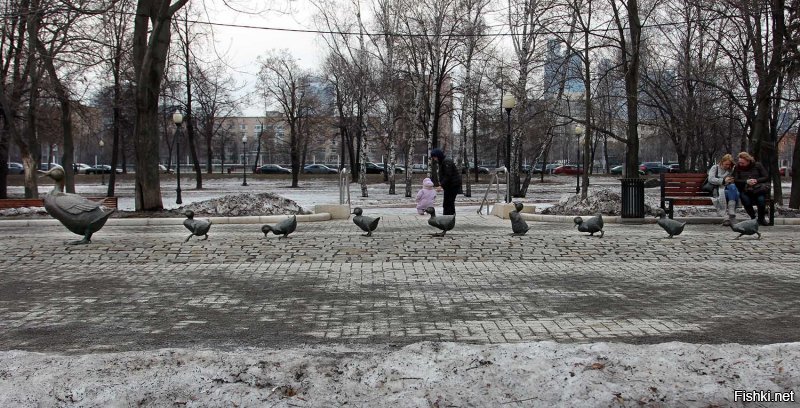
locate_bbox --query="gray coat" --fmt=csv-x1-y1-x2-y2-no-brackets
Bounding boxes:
708,164,734,215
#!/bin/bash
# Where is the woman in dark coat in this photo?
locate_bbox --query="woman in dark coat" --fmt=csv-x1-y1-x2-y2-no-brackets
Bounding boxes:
732,151,770,226
430,148,462,215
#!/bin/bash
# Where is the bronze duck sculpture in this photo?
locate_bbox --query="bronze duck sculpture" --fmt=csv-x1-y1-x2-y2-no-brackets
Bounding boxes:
40,166,115,245
425,207,455,237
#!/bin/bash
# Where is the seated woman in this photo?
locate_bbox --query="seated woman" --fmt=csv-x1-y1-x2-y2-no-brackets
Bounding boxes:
707,154,738,226
732,152,770,226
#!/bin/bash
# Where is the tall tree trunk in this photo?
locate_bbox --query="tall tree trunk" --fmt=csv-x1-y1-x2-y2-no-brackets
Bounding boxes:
132,0,188,210
790,132,800,208
37,41,76,193
182,17,202,189
108,67,122,196
0,123,8,198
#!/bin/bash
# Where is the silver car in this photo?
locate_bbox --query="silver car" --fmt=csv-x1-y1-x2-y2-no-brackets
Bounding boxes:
7,162,24,175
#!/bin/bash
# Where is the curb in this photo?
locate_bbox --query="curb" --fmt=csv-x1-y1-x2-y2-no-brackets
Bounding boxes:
519,213,800,225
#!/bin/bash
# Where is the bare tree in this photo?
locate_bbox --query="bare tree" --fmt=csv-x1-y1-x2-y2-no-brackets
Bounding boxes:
131,0,189,211
397,0,462,186
456,0,493,197
609,0,646,178
257,49,313,188
507,0,555,196
0,0,45,198
192,61,240,174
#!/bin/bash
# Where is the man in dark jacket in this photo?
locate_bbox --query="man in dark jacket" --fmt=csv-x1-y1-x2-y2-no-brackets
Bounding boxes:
733,151,770,225
430,148,462,215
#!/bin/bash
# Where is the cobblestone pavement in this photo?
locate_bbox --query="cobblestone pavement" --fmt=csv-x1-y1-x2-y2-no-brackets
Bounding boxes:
1,213,799,353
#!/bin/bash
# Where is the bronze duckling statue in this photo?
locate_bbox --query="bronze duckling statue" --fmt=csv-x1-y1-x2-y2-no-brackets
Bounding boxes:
509,202,529,236
351,207,380,237
262,215,297,238
40,166,115,245
574,213,604,238
183,210,212,242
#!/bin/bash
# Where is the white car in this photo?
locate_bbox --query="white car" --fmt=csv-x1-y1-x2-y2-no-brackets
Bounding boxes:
73,163,92,174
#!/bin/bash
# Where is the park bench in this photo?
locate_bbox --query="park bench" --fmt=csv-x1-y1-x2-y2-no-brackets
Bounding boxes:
660,173,774,225
0,196,118,210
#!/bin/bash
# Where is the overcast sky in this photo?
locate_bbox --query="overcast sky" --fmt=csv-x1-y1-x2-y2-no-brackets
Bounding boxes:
201,0,325,116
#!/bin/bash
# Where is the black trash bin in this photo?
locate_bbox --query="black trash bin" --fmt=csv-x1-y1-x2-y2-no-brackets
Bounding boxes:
620,178,645,218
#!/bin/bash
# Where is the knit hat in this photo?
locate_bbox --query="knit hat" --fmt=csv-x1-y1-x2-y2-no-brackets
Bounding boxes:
423,177,434,188
430,148,445,160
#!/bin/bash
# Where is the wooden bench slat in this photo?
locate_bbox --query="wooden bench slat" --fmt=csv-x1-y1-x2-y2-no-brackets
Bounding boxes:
667,198,714,206
665,192,711,197
0,196,118,210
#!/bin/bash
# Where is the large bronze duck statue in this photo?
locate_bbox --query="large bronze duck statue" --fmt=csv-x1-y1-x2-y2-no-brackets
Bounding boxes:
40,166,115,245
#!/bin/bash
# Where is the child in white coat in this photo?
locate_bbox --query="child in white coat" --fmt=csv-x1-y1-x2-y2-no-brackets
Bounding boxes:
415,177,437,215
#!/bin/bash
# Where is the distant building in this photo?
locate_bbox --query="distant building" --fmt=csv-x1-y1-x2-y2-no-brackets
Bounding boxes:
543,39,584,99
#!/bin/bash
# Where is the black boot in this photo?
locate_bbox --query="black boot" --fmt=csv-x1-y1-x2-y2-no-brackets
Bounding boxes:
757,206,768,226
744,206,756,219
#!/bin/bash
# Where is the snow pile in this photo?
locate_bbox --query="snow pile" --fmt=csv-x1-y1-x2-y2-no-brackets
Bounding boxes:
175,193,309,217
0,206,47,217
542,189,658,216
110,193,310,218
1,341,797,407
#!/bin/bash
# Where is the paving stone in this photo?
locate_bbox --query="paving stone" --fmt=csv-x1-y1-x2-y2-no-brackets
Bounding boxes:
1,215,799,352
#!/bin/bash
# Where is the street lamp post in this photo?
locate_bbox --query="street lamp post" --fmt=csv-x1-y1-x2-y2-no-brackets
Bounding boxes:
173,112,183,205
501,94,517,203
98,139,105,186
241,135,248,186
575,123,584,195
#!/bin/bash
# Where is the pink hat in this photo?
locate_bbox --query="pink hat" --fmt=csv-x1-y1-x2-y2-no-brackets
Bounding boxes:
423,178,434,187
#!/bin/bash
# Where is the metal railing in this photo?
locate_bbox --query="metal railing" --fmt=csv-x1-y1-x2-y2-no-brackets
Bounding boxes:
339,167,351,206
477,166,509,215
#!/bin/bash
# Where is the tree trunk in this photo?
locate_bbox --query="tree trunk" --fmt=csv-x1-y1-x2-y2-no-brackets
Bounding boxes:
108,69,122,196
623,0,642,179
790,133,800,208
0,125,8,198
132,0,188,210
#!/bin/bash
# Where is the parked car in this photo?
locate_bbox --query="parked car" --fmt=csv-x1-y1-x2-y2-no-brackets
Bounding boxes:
639,162,670,175
780,167,793,177
72,163,92,174
377,163,405,174
86,164,122,174
544,163,560,174
303,164,338,174
38,163,63,171
668,163,681,173
7,162,24,174
610,165,645,175
158,164,174,174
411,164,428,174
365,162,384,174
461,165,489,175
255,164,291,174
553,164,583,175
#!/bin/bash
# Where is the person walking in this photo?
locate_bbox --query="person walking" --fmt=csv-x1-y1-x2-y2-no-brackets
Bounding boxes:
707,154,739,226
732,152,770,226
430,148,462,216
415,177,437,215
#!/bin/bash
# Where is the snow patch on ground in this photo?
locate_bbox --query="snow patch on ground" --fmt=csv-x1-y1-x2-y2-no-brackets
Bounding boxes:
0,206,46,217
1,341,797,407
114,193,310,218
